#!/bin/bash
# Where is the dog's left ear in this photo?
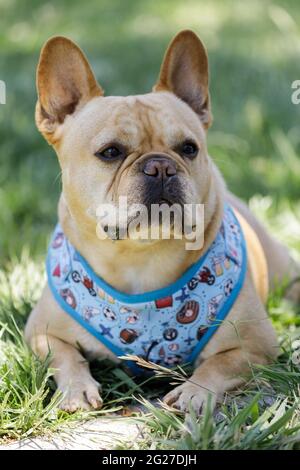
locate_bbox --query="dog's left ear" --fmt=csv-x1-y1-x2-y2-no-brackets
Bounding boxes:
153,30,212,129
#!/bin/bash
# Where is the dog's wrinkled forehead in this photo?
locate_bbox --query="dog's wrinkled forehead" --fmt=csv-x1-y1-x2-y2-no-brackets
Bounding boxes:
63,92,205,155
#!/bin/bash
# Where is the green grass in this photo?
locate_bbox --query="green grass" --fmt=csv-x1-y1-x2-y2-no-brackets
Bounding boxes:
127,392,300,450
0,0,300,449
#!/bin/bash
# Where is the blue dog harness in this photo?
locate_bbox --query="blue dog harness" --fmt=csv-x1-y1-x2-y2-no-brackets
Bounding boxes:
47,204,247,374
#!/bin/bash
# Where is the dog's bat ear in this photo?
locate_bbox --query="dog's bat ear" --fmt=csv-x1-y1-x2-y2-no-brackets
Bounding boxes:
153,30,212,129
35,36,103,144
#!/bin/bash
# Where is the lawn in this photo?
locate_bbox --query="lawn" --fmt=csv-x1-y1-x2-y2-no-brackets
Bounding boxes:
0,0,300,449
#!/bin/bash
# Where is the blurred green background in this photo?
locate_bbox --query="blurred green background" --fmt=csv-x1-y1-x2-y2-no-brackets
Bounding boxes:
0,0,300,263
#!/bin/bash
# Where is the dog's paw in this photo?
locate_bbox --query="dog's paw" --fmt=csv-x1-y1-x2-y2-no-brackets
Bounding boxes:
163,382,216,415
58,378,103,412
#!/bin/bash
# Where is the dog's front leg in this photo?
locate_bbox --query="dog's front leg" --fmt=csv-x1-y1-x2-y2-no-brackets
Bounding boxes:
163,273,279,415
29,333,103,412
163,348,270,415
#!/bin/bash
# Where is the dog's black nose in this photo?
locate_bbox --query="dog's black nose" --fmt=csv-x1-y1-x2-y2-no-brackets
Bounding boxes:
142,157,177,179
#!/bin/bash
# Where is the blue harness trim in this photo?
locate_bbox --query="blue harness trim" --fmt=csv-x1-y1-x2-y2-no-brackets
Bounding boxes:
46,204,247,374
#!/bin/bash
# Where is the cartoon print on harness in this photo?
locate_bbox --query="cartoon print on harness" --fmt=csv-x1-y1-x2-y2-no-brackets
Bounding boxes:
83,306,101,321
188,266,215,290
211,253,235,277
51,231,64,249
155,296,173,309
175,287,190,303
163,327,178,341
119,306,140,324
207,294,223,323
103,306,117,321
176,300,199,324
71,270,97,297
158,345,165,359
164,354,183,366
138,340,180,367
229,220,240,236
211,255,227,277
139,340,160,360
120,328,139,344
126,311,140,324
155,344,182,366
59,288,77,309
224,279,234,297
97,287,115,303
52,250,72,283
219,222,225,239
197,325,208,340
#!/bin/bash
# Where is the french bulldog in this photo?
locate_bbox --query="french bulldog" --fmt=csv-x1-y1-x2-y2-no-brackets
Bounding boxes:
25,30,299,413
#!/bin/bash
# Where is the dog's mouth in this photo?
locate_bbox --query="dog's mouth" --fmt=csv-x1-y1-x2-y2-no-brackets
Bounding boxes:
96,178,188,242
98,200,185,241
155,198,174,206
142,179,186,210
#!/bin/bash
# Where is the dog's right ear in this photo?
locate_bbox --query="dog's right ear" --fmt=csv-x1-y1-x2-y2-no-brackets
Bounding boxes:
36,36,103,144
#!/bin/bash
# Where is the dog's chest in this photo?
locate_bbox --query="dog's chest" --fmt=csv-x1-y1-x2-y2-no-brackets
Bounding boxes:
47,205,247,372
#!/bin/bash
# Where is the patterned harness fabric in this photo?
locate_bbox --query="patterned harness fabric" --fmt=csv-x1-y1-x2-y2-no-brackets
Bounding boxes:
47,204,247,374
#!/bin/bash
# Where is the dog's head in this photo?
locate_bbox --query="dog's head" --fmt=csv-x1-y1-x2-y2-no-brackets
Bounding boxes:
36,30,214,241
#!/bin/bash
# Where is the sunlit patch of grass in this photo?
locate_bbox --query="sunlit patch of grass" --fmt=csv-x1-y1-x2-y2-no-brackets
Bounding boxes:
117,350,300,450
124,393,300,450
0,255,164,442
0,322,130,443
0,252,45,334
0,320,83,442
249,195,300,261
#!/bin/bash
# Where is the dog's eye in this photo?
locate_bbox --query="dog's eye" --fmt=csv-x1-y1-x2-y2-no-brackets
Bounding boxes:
95,146,124,161
180,141,198,158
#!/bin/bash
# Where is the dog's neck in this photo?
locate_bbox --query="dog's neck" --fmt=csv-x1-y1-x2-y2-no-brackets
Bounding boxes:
58,165,225,294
